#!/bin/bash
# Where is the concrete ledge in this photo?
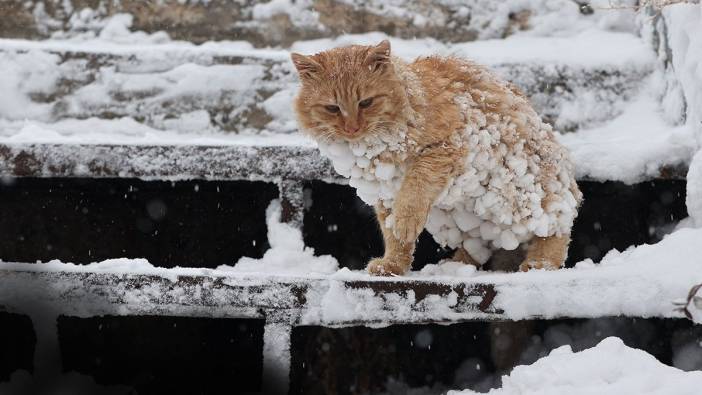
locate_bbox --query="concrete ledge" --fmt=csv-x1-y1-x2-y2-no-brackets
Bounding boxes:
0,142,687,183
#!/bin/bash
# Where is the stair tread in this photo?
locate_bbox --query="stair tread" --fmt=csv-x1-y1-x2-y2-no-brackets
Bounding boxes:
0,31,691,183
0,125,690,183
0,29,653,68
0,251,698,324
0,32,652,134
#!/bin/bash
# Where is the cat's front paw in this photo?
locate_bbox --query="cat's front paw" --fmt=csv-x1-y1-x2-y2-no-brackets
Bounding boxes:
519,259,561,272
367,257,411,276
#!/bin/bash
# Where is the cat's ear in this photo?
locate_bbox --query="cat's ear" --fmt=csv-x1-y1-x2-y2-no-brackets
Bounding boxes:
364,40,391,72
291,53,321,81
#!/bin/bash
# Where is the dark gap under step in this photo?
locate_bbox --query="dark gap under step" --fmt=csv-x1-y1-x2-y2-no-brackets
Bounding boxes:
0,178,277,267
2,315,699,394
0,312,36,382
0,178,687,269
303,179,687,270
57,315,264,394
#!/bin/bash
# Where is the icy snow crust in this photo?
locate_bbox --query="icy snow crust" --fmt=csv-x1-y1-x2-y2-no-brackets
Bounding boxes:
317,65,580,262
449,337,702,395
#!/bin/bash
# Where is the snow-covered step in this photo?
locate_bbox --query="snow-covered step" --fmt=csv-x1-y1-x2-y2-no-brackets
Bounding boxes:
0,30,654,135
1,0,620,47
0,139,336,183
0,242,700,325
0,137,687,186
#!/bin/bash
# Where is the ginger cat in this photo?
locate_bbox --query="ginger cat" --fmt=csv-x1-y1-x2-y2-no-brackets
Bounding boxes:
291,40,582,276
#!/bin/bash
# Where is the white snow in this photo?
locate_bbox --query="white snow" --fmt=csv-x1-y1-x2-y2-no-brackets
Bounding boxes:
0,50,60,121
217,199,339,275
289,29,654,69
652,4,702,227
559,91,696,183
317,226,702,323
417,261,478,278
482,226,702,320
687,151,702,227
0,258,182,282
659,4,702,143
0,118,315,147
449,337,702,395
96,13,170,45
251,0,320,29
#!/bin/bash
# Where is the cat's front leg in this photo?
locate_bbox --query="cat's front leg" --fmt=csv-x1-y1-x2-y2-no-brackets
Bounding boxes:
367,205,415,276
391,144,462,246
368,144,462,275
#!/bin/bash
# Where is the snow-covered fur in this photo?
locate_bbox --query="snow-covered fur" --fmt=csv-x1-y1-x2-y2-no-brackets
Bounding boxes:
292,40,582,275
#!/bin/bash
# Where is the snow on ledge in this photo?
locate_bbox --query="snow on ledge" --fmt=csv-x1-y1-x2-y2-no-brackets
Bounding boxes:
448,337,702,395
0,227,700,325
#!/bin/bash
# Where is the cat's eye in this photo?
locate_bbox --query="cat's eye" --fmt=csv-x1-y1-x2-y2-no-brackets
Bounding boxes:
324,105,340,113
359,98,373,109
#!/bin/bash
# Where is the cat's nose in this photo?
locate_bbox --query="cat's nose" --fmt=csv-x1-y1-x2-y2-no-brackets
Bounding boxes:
344,124,360,134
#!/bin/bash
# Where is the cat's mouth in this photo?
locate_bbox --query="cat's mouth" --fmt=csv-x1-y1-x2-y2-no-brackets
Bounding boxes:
337,128,367,141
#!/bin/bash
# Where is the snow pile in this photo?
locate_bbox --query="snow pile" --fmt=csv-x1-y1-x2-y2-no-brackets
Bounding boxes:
218,199,338,275
251,0,320,29
654,4,702,227
449,337,702,395
417,261,478,278
558,92,696,183
559,2,702,183
53,9,171,44
0,50,60,121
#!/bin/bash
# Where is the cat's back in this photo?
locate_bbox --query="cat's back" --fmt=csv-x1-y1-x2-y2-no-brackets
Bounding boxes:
409,55,535,120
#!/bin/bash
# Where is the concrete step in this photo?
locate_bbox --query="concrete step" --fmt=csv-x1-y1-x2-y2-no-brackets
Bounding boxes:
0,0,601,47
0,260,696,325
0,32,653,135
0,140,687,184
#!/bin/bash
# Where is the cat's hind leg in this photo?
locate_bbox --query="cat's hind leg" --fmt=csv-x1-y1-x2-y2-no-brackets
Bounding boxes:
451,248,482,267
519,234,570,271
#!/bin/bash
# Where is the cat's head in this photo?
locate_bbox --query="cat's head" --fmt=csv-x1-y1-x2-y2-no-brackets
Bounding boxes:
291,40,405,142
